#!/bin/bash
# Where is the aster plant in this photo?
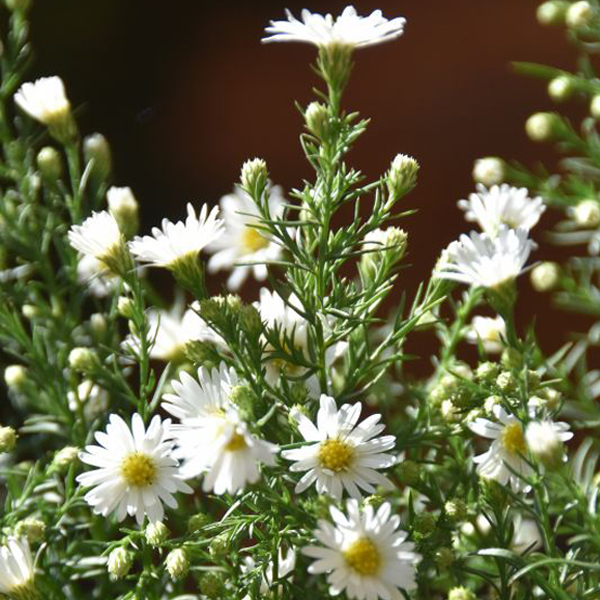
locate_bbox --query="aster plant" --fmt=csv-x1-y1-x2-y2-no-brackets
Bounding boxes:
0,2,598,600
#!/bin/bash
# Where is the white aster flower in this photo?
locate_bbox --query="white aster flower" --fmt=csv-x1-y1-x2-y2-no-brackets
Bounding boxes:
129,203,223,268
124,305,223,362
14,76,70,126
458,184,545,238
67,380,109,422
525,419,572,468
263,6,406,48
242,548,296,596
163,363,278,495
468,405,533,493
434,227,534,289
0,538,37,600
68,211,123,265
465,315,506,354
76,253,120,297
282,394,396,500
77,413,192,525
207,185,286,291
303,500,420,599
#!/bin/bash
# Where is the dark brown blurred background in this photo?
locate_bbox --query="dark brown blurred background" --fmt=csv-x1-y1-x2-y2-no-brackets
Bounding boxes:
28,0,591,360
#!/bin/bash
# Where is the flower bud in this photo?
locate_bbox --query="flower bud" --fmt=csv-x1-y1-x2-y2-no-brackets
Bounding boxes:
397,459,420,485
530,261,560,292
305,101,330,138
472,157,505,186
90,313,108,338
441,399,460,422
209,534,229,558
107,547,133,580
6,0,31,12
547,75,574,102
0,426,17,452
386,153,419,200
445,498,468,523
240,158,268,197
501,347,522,369
540,387,562,410
591,95,600,119
68,347,99,373
83,133,112,181
183,340,218,367
117,296,135,319
475,361,500,383
5,365,27,389
239,304,262,337
496,371,517,393
435,547,454,569
52,445,79,470
574,199,600,228
229,384,256,421
484,395,502,414
566,1,593,28
525,421,567,469
21,304,39,320
187,512,211,533
536,1,569,25
525,112,558,142
413,512,436,536
37,146,62,180
15,518,46,543
145,521,169,546
107,187,139,239
199,572,224,599
165,548,189,580
448,587,476,600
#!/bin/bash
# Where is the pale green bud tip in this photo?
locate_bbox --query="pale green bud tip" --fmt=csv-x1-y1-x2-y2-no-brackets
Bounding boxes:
37,146,62,180
187,513,211,532
21,305,39,320
445,498,468,522
591,95,600,119
574,200,600,228
107,547,133,580
240,158,268,193
107,187,139,238
525,112,557,142
305,101,330,138
239,304,262,335
15,518,46,543
387,153,419,198
530,261,560,292
434,547,454,568
472,157,505,186
0,426,17,452
209,534,229,557
117,296,135,319
165,548,189,580
53,446,79,468
475,361,500,382
90,313,108,336
536,1,569,25
448,586,476,600
548,75,574,102
6,0,31,12
83,133,112,179
68,347,98,373
145,521,169,546
496,371,517,392
413,512,436,535
199,573,224,599
566,1,593,28
5,365,27,389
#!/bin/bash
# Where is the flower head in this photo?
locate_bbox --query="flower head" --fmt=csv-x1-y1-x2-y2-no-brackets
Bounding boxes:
0,538,36,599
129,203,223,268
468,405,532,493
434,228,534,289
77,413,192,525
525,419,572,469
76,254,120,298
263,6,406,49
303,499,421,599
14,76,71,132
458,184,545,237
282,394,396,500
206,186,286,291
465,315,506,354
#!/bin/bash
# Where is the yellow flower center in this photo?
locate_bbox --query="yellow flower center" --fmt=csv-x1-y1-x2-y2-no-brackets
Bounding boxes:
242,226,269,253
501,422,526,455
225,432,247,451
343,537,381,577
318,438,354,472
121,452,157,487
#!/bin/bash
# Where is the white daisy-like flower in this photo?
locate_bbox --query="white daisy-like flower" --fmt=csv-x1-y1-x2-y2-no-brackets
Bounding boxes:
458,184,545,238
14,76,70,126
76,253,120,298
303,499,420,599
206,185,286,291
67,380,109,422
77,413,192,525
434,227,535,289
282,394,396,500
525,419,572,468
68,211,123,264
0,538,37,600
242,548,296,596
162,364,278,495
263,6,406,49
124,305,224,362
128,203,223,268
468,405,533,493
465,315,506,354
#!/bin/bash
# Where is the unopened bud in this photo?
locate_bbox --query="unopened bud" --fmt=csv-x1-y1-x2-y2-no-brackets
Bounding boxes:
445,498,468,522
305,101,330,138
107,547,132,580
496,371,517,393
530,261,560,292
475,362,500,383
566,1,593,28
472,157,505,186
21,304,39,320
107,187,139,239
187,513,211,533
52,445,79,470
536,1,570,25
240,158,268,197
14,518,45,543
68,347,99,373
448,586,476,600
37,146,62,180
0,426,17,452
548,75,574,102
591,94,600,119
145,521,169,546
5,365,27,389
387,153,419,200
199,572,224,599
117,296,135,319
6,0,31,12
209,534,229,558
435,547,454,569
239,304,262,336
525,112,558,142
229,385,256,421
90,313,108,337
573,199,600,228
413,512,436,536
397,459,420,485
165,548,189,580
83,133,112,181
